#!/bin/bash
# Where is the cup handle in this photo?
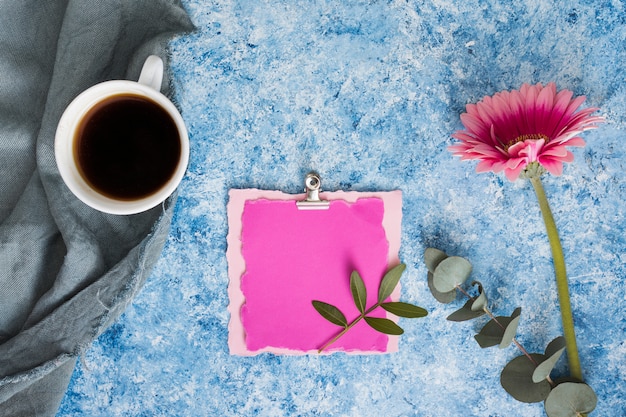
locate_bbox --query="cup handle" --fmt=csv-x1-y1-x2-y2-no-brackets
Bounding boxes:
137,55,163,91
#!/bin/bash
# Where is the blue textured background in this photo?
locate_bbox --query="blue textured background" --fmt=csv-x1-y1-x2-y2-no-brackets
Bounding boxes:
57,1,625,416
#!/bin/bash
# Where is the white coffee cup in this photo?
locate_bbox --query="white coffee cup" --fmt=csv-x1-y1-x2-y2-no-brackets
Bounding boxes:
55,55,189,215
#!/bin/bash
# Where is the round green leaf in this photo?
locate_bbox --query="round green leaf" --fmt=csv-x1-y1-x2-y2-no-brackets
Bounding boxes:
432,256,472,293
545,336,567,358
470,282,487,311
364,316,404,335
499,308,521,349
474,316,514,348
501,354,551,403
427,271,457,304
424,248,448,273
311,300,347,327
447,299,485,322
532,337,566,383
544,382,597,417
381,302,428,318
350,271,367,314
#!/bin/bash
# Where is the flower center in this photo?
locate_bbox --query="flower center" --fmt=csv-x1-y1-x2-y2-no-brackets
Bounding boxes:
507,133,549,149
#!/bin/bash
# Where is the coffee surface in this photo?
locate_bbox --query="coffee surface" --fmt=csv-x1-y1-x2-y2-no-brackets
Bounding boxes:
75,94,181,201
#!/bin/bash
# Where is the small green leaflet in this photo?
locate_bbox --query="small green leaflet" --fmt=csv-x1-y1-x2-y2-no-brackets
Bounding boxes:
381,302,428,318
364,317,404,335
311,300,347,328
378,263,405,303
350,271,367,313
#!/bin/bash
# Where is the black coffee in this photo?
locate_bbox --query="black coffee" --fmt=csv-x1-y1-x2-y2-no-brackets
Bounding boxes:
74,94,181,201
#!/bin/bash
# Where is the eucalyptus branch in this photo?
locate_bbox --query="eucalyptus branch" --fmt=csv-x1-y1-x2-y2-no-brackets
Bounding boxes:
454,282,541,369
425,248,596,416
482,306,540,369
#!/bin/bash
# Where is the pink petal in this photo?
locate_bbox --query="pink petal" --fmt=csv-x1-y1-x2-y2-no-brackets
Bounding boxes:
519,83,531,96
452,131,481,144
540,145,569,158
566,136,586,146
563,95,587,118
559,136,586,147
504,161,527,181
524,84,540,133
508,90,529,134
539,158,564,176
476,159,499,172
536,84,555,130
465,103,480,119
460,112,488,138
518,139,545,161
472,143,507,158
476,100,498,129
562,150,575,162
493,94,521,142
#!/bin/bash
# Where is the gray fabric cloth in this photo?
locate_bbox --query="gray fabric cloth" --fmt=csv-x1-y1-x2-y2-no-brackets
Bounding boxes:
0,1,193,415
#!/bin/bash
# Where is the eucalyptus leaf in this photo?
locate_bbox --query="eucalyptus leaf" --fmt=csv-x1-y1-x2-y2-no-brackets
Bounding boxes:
424,248,448,273
500,353,551,403
532,337,566,383
427,271,457,304
311,300,347,328
350,271,367,314
545,336,566,358
378,263,406,303
381,302,428,318
499,308,522,349
544,382,597,417
364,316,404,335
447,299,486,322
432,256,472,293
533,347,566,383
470,281,487,311
474,315,516,348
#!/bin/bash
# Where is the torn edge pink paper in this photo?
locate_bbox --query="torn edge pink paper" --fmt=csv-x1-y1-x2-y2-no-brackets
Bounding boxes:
226,189,402,356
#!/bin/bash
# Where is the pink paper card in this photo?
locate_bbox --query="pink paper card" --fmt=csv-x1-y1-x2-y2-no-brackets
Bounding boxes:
227,189,402,355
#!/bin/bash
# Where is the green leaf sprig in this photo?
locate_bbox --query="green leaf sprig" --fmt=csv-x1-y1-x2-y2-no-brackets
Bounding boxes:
312,264,427,353
425,248,597,417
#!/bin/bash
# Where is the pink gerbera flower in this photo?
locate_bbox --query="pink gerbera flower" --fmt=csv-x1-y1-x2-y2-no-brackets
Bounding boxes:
449,82,604,181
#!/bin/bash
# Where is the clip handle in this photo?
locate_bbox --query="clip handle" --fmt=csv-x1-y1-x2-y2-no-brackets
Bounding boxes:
296,172,330,210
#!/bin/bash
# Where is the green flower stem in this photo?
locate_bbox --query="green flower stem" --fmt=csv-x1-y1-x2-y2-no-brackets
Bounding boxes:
317,304,379,353
530,175,583,381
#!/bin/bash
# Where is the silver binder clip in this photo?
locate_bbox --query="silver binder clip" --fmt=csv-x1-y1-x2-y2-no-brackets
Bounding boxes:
296,172,330,210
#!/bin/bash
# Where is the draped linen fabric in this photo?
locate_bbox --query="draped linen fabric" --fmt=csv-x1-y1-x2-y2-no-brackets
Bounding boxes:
0,1,193,415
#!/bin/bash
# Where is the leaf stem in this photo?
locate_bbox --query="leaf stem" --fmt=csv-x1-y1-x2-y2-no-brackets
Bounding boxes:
530,175,582,381
456,284,540,367
482,307,539,367
317,304,379,353
456,283,556,386
455,284,472,299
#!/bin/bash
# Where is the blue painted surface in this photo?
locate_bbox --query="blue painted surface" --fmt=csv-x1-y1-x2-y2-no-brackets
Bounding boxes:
58,1,625,416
